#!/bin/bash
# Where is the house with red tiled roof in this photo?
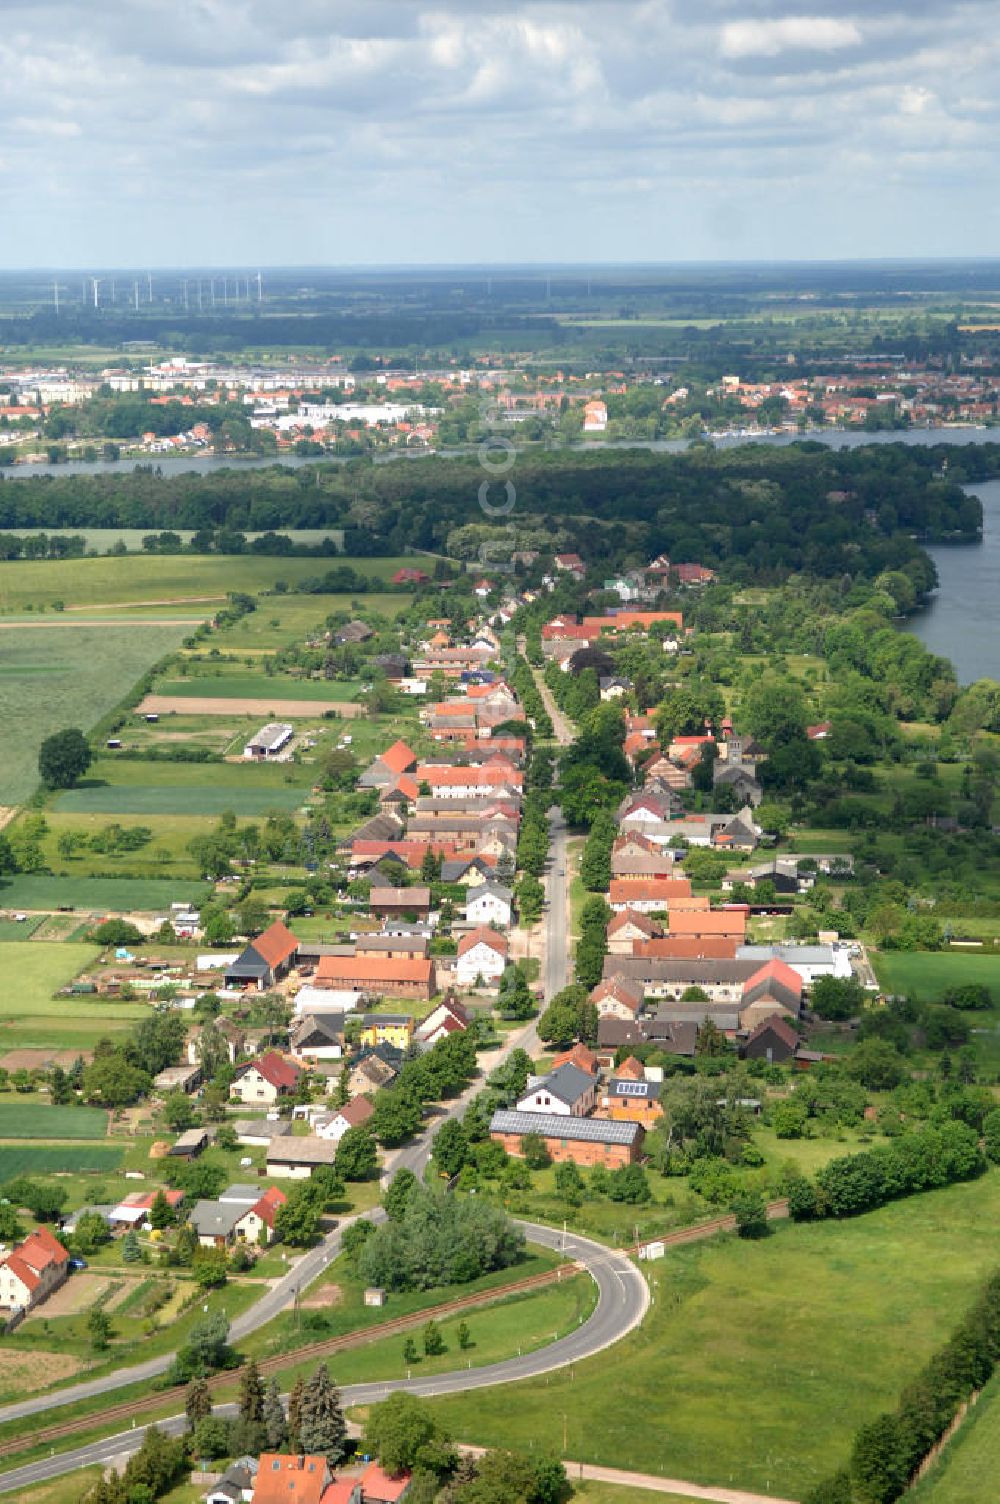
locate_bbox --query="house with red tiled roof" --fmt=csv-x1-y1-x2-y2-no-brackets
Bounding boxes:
224,921,300,991
0,1226,69,1312
608,878,693,913
456,926,508,986
589,976,644,1020
231,1050,302,1106
551,1041,599,1076
606,908,663,954
392,568,430,586
415,994,470,1047
315,1095,376,1142
252,1454,332,1504
316,953,436,1000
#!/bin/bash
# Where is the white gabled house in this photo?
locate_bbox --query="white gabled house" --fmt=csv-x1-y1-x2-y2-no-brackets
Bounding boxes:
455,926,508,986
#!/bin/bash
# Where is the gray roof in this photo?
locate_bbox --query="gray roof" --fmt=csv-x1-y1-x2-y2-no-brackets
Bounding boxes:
266,1136,339,1166
605,958,760,985
490,1110,642,1145
525,1062,594,1108
357,935,428,954
469,880,513,904
608,1077,660,1101
219,1184,261,1204
190,1199,244,1237
737,944,837,966
233,1117,292,1141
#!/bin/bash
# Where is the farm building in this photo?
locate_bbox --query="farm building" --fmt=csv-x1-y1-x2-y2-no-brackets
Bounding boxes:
225,920,300,990
266,1136,340,1179
243,722,295,760
489,1110,644,1168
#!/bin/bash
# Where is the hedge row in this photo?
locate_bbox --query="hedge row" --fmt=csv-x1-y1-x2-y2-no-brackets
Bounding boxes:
807,1267,1000,1504
788,1121,983,1222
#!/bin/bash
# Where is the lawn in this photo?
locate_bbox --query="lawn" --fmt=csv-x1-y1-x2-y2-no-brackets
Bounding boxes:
0,874,210,911
0,1144,124,1176
912,1370,1000,1504
0,1104,107,1139
0,623,193,806
423,1172,1000,1499
0,941,146,1049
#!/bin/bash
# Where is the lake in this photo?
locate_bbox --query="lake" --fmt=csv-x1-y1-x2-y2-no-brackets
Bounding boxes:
909,478,1000,684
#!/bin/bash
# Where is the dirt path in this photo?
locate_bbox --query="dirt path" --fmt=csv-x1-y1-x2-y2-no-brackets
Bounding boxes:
65,596,224,611
561,1462,799,1504
138,694,366,718
0,618,205,629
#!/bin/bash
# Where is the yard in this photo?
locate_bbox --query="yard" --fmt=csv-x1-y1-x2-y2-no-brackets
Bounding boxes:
155,673,362,702
0,1144,124,1177
0,874,210,911
873,950,1000,1001
423,1171,1000,1500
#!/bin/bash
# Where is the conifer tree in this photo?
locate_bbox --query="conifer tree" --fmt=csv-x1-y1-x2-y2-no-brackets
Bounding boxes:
287,1375,305,1452
185,1375,212,1429
263,1377,287,1450
238,1357,264,1425
298,1362,347,1464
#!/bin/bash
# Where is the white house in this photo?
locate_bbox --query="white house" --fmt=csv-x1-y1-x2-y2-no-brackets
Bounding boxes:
464,882,514,929
0,1227,69,1313
455,927,508,986
515,1063,596,1117
313,1096,375,1142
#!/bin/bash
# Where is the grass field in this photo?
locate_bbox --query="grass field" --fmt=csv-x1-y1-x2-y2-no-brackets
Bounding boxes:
0,1144,124,1176
0,1104,107,1139
424,1172,1000,1499
873,951,1000,1000
53,784,308,815
75,757,315,789
0,624,193,805
912,1370,1000,1503
0,941,146,1050
0,875,209,910
0,554,433,612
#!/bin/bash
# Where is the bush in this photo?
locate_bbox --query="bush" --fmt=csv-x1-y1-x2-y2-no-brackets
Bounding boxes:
358,1185,525,1291
731,1190,769,1239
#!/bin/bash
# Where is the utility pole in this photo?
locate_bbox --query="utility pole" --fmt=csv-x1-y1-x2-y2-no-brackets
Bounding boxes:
133,280,140,311
52,280,59,314
147,272,153,303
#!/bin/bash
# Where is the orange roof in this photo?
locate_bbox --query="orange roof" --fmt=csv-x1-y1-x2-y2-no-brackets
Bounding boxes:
616,1055,645,1079
667,910,747,938
3,1253,40,1291
380,740,417,775
609,879,692,904
417,764,522,786
253,1454,330,1504
552,1042,599,1075
457,926,508,957
250,1185,288,1228
393,774,420,800
317,955,432,985
361,1463,412,1503
19,1226,69,1269
745,958,803,995
607,909,660,937
252,920,300,969
581,611,683,633
637,937,739,960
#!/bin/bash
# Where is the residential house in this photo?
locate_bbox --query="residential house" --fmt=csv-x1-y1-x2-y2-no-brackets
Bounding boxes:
464,881,514,928
415,995,470,1047
740,1014,802,1065
739,958,804,1025
265,1136,340,1179
636,936,740,960
589,977,643,1020
667,909,747,943
602,956,761,1003
490,1110,643,1168
347,1044,402,1096
602,1075,663,1127
606,908,663,955
356,1014,415,1050
205,1456,258,1504
251,1454,332,1504
551,1042,599,1076
231,1051,301,1106
599,676,632,701
0,1227,70,1313
233,1118,292,1148
224,921,300,991
596,1016,697,1063
186,1017,245,1068
358,740,418,789
290,1011,345,1061
516,1063,597,1117
314,1096,375,1142
713,761,763,806
456,927,508,986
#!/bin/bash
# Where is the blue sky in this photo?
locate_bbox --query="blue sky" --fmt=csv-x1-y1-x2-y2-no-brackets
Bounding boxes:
1,0,997,267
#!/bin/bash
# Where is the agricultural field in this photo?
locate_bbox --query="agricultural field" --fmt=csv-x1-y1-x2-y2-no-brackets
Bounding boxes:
424,1173,1000,1500
0,941,146,1050
0,1103,107,1139
0,623,193,805
0,553,434,613
53,785,308,815
0,874,209,910
155,673,361,701
0,1144,124,1176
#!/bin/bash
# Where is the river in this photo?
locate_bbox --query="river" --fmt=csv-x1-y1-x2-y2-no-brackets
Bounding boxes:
0,424,997,681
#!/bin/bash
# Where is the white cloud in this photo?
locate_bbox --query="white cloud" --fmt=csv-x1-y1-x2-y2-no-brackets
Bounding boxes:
720,17,862,59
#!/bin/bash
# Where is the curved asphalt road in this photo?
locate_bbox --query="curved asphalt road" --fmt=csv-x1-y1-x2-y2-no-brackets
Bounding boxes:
0,1220,648,1495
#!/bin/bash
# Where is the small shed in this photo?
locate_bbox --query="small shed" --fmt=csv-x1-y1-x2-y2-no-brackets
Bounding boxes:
364,1286,386,1307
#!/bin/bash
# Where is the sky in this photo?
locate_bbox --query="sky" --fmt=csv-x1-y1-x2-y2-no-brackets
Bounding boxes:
1,0,997,268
